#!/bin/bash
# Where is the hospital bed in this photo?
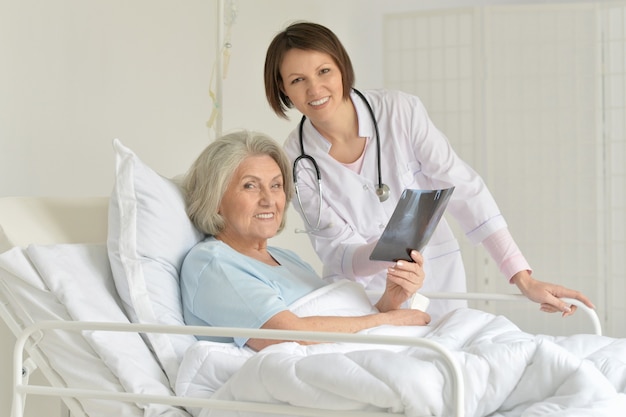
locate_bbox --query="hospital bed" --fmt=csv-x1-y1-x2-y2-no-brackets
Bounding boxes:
1,140,623,417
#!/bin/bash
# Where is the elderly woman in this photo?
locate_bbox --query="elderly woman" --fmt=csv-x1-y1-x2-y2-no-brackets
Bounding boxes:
180,130,430,351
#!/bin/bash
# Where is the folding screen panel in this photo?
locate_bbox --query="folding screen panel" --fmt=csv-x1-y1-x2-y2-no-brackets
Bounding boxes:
384,2,625,337
600,3,626,337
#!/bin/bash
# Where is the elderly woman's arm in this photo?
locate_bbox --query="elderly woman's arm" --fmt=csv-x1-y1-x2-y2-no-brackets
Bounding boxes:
246,307,431,351
247,251,428,351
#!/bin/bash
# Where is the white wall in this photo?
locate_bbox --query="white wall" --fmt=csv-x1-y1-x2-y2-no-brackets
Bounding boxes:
0,1,600,416
0,0,562,267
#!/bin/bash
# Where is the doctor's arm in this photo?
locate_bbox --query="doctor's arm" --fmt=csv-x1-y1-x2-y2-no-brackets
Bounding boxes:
482,228,595,316
511,270,595,317
291,184,387,282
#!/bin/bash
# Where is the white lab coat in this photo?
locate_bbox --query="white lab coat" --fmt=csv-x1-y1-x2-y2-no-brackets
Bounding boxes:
283,89,507,320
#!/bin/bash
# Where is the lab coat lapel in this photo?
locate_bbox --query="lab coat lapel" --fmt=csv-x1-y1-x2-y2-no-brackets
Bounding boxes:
302,118,388,237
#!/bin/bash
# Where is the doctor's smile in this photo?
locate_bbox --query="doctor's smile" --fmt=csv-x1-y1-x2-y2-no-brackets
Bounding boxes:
308,96,330,107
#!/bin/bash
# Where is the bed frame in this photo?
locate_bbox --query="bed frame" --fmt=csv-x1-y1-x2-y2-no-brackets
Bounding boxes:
0,196,602,417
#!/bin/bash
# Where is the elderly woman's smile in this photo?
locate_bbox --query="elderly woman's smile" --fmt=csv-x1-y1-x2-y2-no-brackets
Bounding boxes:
254,212,275,219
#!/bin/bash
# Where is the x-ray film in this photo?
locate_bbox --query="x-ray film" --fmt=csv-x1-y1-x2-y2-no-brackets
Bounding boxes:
369,187,455,262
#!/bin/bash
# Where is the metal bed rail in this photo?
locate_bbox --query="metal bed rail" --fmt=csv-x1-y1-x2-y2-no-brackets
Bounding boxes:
12,320,465,417
9,293,601,417
0,280,88,417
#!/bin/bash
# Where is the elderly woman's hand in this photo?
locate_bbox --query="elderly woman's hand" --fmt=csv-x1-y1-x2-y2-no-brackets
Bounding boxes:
375,250,425,312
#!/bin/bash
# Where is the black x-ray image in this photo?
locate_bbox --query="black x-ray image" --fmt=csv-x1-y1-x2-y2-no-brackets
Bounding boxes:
369,187,455,262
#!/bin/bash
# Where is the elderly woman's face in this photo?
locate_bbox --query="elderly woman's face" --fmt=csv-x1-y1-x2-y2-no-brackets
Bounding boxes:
217,155,286,246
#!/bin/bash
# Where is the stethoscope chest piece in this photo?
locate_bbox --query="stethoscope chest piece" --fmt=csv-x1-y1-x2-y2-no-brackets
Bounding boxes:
376,183,390,202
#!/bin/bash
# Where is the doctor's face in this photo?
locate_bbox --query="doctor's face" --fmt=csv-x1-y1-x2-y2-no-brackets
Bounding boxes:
217,155,286,248
280,48,345,124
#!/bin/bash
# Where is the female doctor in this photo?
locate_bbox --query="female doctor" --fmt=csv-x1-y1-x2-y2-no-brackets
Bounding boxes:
263,21,594,321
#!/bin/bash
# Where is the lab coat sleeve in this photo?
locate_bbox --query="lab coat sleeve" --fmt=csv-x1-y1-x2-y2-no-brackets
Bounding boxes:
350,240,394,277
390,91,533,281
399,91,508,244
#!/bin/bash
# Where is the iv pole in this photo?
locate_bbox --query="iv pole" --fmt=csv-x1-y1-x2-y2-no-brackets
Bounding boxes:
215,0,224,138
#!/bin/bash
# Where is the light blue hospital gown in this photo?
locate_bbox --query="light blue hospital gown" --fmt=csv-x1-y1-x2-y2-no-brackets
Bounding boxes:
180,236,325,347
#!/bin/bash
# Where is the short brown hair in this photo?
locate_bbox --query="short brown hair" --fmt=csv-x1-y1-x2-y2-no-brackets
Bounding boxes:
264,21,355,119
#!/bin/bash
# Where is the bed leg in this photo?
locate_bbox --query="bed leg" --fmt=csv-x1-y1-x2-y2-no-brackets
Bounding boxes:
12,357,37,417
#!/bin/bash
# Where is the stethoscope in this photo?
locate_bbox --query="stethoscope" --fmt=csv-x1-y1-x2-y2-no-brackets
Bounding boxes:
293,88,390,231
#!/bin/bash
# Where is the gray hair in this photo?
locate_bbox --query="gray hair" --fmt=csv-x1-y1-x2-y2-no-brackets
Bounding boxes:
182,130,293,236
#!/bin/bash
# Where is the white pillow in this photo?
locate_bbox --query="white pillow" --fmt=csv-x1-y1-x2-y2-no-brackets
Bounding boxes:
107,138,203,386
26,243,190,417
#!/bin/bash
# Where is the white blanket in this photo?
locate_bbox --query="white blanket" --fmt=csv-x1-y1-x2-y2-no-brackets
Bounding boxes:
176,281,626,417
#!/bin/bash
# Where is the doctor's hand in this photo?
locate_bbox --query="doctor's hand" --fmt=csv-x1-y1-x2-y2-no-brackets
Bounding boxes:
375,250,425,312
511,270,595,317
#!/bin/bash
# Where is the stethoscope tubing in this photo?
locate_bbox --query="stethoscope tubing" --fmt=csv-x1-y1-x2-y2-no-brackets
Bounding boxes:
294,88,389,231
292,153,323,231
